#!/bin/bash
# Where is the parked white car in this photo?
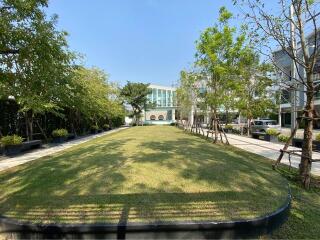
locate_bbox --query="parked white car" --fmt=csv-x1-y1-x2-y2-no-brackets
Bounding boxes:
250,119,281,133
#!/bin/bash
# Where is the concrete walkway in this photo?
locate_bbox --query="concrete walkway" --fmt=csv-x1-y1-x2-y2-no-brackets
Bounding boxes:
199,128,320,176
0,127,128,172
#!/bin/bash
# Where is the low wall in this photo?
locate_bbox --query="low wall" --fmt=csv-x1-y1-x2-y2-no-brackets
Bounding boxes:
0,189,291,239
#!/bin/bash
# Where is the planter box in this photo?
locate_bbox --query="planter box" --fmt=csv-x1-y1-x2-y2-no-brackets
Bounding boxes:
91,129,98,134
224,129,233,133
21,140,42,151
67,133,76,141
313,140,320,151
52,136,66,144
292,138,320,151
292,138,303,148
4,144,23,156
267,135,279,143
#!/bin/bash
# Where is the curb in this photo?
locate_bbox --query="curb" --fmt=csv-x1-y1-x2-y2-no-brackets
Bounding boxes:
0,189,291,239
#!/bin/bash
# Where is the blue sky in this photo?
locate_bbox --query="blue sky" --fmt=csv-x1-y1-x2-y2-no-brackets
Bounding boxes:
46,0,241,87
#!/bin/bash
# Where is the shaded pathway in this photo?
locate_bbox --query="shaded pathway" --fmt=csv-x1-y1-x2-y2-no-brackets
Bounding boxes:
198,128,320,176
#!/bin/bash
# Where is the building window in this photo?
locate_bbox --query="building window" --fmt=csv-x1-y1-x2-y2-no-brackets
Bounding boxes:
172,91,177,106
152,88,157,103
281,89,290,104
167,90,172,106
150,115,156,120
158,115,164,121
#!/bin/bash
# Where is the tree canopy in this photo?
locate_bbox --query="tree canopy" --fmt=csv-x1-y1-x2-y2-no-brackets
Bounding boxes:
120,82,150,124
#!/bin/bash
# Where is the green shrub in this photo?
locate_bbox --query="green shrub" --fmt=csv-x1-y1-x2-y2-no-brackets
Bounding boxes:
90,125,99,130
111,116,124,127
0,135,23,146
316,133,320,141
103,124,110,130
278,134,290,143
225,124,233,130
266,128,279,136
170,122,176,126
52,129,68,137
232,129,241,134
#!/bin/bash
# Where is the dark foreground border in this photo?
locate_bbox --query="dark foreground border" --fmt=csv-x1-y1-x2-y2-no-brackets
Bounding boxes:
0,190,291,239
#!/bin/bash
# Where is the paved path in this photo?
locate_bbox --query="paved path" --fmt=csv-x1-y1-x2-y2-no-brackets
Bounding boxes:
0,127,128,172
198,128,320,176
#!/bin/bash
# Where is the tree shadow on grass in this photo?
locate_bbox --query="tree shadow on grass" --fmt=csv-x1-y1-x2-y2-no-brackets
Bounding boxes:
136,139,287,192
0,128,288,227
0,191,264,224
0,139,134,216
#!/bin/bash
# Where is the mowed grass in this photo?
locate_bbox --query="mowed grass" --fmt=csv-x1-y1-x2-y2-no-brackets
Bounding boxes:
270,167,320,239
0,126,288,224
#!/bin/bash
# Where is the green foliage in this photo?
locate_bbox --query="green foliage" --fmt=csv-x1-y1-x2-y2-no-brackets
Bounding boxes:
0,1,126,139
52,129,68,138
0,135,23,146
120,82,150,124
236,48,275,122
0,0,75,114
225,124,233,130
278,134,290,143
266,128,279,136
69,67,113,120
90,125,99,130
176,70,201,120
103,124,110,130
195,7,246,118
316,133,320,141
110,115,124,128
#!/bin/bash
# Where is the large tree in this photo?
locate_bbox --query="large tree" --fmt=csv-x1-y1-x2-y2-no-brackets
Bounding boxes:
0,0,74,140
176,70,203,131
67,67,118,130
120,82,150,125
237,47,276,134
195,7,246,142
235,0,320,188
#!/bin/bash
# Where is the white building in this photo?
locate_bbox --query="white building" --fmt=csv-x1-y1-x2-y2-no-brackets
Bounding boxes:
273,30,320,128
143,84,177,125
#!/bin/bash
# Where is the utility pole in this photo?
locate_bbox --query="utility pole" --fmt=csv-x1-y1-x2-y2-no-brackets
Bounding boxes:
290,3,297,134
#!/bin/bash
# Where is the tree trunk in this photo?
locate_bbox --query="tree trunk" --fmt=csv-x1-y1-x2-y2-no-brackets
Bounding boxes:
247,117,252,137
213,108,218,143
273,117,301,169
300,82,314,188
35,120,48,142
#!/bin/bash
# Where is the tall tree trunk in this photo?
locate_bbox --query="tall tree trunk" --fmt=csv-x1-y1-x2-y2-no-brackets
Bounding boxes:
247,117,251,137
35,120,48,142
213,108,218,143
300,81,314,188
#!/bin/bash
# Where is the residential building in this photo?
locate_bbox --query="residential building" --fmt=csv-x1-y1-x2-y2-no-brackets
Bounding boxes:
273,30,320,128
143,84,177,125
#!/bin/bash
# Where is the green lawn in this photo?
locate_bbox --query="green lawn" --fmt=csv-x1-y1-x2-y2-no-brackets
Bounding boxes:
0,126,288,224
270,167,320,239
